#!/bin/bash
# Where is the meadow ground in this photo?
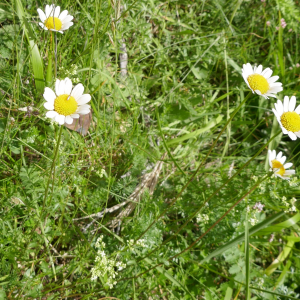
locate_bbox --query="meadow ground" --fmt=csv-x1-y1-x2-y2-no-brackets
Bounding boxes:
1,0,300,299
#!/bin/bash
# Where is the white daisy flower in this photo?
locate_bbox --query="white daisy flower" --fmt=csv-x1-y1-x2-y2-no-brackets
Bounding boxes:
242,63,283,99
272,96,300,140
268,150,295,180
37,4,73,33
43,78,91,125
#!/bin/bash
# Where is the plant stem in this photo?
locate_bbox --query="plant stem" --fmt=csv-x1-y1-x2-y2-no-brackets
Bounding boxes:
42,125,63,211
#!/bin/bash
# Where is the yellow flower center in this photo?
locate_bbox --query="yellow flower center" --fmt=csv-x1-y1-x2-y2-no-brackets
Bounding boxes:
247,74,270,94
54,94,78,116
280,111,300,132
44,17,62,30
271,159,285,176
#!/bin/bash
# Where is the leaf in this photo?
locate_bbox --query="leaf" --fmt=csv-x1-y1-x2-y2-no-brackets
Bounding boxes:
166,115,223,146
255,212,300,236
265,237,294,275
15,0,44,93
274,260,291,289
245,213,250,300
224,287,233,300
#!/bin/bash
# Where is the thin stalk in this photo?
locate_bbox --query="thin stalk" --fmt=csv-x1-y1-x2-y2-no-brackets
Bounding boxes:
42,125,63,211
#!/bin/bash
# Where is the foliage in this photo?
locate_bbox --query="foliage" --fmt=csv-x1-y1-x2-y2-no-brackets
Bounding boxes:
1,0,300,298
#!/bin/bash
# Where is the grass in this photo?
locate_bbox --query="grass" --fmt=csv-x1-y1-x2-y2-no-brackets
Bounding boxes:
1,0,300,298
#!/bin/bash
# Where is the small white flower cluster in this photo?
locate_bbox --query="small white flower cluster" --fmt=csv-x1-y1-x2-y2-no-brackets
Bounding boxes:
282,196,297,213
253,202,264,212
251,175,258,182
196,213,209,225
91,236,126,289
97,169,107,178
247,202,265,226
59,64,80,83
128,239,146,248
269,233,275,242
289,177,298,187
257,277,264,288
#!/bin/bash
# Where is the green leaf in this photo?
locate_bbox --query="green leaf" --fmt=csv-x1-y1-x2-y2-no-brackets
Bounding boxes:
255,212,300,236
274,260,291,289
245,213,250,300
15,0,44,93
265,237,294,275
166,115,223,146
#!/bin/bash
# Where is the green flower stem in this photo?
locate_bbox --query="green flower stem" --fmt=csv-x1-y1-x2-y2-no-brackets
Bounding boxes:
42,125,63,211
46,32,53,85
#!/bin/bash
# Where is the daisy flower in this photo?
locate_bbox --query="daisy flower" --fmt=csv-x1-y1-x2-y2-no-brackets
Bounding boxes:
37,4,73,33
242,63,283,99
272,96,300,140
268,150,295,180
43,78,91,125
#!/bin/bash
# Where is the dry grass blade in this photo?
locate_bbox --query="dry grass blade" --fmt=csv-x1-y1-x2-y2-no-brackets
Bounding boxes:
108,152,166,229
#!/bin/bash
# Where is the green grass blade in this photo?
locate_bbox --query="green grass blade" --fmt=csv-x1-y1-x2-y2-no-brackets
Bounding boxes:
14,0,44,93
274,260,291,289
265,237,294,276
166,115,223,146
255,212,300,236
245,212,250,300
224,287,233,300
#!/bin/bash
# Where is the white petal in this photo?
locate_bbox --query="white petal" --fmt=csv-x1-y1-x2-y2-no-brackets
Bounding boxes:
64,78,72,95
272,150,277,159
277,151,283,160
54,6,60,17
268,86,283,93
43,87,56,103
44,102,54,110
55,79,62,95
61,15,73,23
37,8,46,22
55,114,65,125
70,113,80,118
268,76,279,84
283,96,289,112
276,100,284,115
45,5,50,17
39,22,47,30
262,68,272,78
61,22,73,30
295,105,300,114
255,90,262,95
57,79,66,95
285,170,295,175
46,111,58,118
281,126,288,134
78,104,90,110
256,65,263,74
71,84,84,99
77,94,91,105
288,131,297,140
65,115,73,124
279,156,286,165
59,10,68,20
284,162,293,169
289,96,296,111
78,109,90,115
